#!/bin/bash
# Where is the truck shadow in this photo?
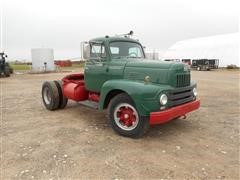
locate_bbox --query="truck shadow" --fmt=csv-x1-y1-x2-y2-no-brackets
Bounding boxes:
66,102,198,140
146,119,197,139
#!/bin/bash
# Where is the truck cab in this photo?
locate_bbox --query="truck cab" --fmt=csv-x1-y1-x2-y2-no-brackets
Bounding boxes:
42,34,200,138
84,37,145,92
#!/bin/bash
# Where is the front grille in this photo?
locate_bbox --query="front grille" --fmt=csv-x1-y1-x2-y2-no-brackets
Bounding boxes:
176,74,190,87
168,86,195,107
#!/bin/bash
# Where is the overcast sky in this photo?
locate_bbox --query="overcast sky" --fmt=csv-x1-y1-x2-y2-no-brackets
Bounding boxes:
1,0,239,60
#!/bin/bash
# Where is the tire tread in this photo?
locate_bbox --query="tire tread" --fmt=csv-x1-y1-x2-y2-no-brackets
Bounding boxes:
108,93,149,138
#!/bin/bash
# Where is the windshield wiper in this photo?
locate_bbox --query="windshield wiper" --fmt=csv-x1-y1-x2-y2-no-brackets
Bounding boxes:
113,56,125,59
113,56,143,59
126,56,142,59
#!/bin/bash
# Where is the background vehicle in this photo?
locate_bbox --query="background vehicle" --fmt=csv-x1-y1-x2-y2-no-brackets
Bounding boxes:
191,59,219,71
42,33,200,138
164,59,180,63
0,52,13,77
182,59,191,65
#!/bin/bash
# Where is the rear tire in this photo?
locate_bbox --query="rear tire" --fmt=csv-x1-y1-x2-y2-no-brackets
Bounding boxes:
4,66,10,77
9,67,13,74
108,93,149,138
55,80,68,109
42,81,60,110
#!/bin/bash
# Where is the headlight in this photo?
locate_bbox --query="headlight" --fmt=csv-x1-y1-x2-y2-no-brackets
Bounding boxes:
193,87,197,97
160,94,168,105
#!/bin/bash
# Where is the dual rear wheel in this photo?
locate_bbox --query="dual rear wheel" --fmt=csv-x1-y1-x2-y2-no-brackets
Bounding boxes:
42,80,68,110
42,82,149,138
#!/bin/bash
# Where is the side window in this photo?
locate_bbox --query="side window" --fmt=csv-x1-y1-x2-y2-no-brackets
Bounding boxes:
90,44,106,58
110,47,119,55
129,47,141,57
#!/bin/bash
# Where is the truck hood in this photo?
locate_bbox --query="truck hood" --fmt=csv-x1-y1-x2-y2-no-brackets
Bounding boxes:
125,59,173,69
123,59,189,86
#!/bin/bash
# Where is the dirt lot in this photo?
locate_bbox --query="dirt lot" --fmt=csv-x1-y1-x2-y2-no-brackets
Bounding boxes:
1,69,239,179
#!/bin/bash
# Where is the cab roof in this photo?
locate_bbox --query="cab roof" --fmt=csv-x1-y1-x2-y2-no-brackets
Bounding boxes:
90,36,141,44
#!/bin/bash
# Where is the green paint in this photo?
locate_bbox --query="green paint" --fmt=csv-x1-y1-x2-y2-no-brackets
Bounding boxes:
84,36,195,115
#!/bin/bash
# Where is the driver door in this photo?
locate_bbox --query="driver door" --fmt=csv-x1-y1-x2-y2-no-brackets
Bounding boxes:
84,43,109,92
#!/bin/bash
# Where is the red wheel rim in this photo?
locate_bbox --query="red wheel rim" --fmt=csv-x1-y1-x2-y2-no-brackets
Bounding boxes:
114,103,139,131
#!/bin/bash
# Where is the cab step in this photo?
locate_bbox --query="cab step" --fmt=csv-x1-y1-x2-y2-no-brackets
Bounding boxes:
78,100,99,109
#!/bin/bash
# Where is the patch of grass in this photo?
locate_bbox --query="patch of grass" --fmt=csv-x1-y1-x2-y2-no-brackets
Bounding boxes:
72,63,85,68
9,62,85,72
10,64,31,71
58,62,85,71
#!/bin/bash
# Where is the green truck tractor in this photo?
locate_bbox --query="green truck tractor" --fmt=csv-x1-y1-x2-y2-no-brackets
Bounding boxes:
0,52,13,77
42,32,200,138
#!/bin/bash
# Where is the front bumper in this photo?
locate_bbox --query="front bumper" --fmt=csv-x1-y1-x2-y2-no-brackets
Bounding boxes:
149,100,200,125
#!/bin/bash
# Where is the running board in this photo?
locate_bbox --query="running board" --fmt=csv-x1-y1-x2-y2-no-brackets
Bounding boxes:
78,100,99,109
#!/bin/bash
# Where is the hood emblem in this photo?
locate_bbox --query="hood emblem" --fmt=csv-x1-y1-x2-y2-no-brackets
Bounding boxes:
144,76,151,83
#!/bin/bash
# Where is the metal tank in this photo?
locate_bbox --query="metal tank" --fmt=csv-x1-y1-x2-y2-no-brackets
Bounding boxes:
31,48,55,71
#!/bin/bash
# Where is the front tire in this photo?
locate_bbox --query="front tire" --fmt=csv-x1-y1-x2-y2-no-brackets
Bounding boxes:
108,93,149,138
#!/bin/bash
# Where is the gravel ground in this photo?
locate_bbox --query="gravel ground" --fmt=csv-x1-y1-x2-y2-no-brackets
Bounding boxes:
1,69,239,179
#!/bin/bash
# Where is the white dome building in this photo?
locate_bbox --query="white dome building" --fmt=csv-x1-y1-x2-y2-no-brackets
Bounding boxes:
163,33,239,67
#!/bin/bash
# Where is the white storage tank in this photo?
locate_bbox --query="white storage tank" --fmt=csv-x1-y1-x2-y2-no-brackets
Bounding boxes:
31,48,55,71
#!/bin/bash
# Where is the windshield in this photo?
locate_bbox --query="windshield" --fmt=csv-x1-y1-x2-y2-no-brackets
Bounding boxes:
109,41,144,58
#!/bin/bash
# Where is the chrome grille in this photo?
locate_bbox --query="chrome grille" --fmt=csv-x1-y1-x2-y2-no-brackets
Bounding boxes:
176,74,190,87
169,85,195,107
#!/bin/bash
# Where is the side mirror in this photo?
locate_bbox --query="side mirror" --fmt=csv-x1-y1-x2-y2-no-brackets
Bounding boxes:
81,41,90,60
